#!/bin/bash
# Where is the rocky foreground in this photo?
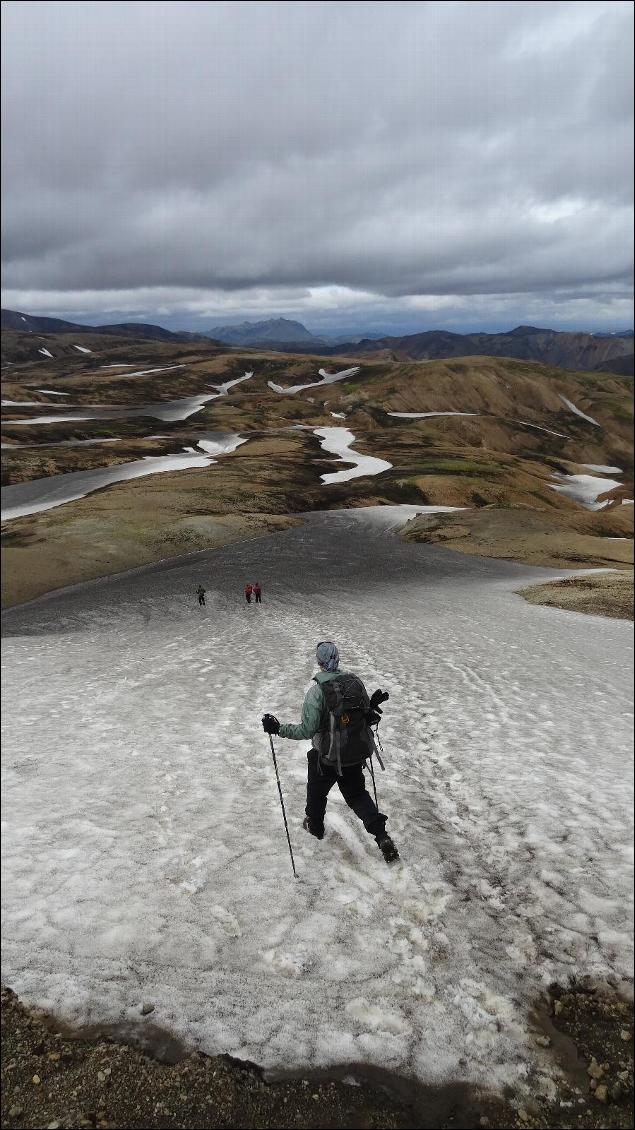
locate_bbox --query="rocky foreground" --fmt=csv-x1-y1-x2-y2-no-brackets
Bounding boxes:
1,984,632,1130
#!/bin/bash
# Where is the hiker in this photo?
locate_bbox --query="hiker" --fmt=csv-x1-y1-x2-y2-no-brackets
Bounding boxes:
245,582,253,604
196,585,206,606
254,582,262,604
261,641,399,863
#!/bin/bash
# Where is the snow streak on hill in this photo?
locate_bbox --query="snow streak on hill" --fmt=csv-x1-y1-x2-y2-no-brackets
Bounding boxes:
1,511,633,1095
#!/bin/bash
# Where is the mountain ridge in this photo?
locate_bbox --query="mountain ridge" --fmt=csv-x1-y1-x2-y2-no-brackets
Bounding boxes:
2,308,633,374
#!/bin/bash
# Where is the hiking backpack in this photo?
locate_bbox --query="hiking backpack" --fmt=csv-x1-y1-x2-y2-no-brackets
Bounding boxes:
319,673,376,774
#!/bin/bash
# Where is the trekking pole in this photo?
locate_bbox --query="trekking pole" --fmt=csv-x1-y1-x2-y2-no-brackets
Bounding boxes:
268,734,298,878
368,754,379,809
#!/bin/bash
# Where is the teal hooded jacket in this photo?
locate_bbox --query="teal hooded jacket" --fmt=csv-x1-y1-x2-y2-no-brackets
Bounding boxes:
278,668,344,743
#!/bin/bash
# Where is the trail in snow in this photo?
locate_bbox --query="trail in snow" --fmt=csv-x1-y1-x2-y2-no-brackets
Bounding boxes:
0,434,247,521
559,395,601,427
1,510,632,1095
268,367,360,396
314,427,392,484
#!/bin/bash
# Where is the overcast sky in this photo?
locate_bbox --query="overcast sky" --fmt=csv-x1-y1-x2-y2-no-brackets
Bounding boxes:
2,0,633,334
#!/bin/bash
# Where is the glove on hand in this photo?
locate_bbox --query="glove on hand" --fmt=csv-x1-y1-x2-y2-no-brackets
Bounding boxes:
366,708,382,726
262,713,280,735
369,689,389,711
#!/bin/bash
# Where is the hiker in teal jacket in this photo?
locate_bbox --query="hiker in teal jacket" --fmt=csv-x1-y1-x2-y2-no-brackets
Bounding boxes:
262,641,399,862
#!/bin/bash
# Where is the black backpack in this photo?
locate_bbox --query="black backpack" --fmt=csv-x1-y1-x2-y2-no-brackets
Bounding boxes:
319,673,374,773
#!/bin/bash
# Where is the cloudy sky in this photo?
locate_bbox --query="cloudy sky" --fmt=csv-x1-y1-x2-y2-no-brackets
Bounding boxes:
2,0,633,335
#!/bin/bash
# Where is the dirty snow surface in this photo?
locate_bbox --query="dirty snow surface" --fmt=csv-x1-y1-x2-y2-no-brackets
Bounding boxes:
0,433,247,520
1,510,633,1095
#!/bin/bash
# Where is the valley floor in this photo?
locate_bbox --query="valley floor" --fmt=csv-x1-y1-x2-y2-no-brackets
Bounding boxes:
1,510,633,1121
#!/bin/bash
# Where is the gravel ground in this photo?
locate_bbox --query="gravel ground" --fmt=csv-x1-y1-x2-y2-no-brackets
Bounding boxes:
518,572,634,620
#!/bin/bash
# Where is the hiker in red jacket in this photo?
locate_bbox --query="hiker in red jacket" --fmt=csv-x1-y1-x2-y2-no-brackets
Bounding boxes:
245,583,253,604
254,582,262,604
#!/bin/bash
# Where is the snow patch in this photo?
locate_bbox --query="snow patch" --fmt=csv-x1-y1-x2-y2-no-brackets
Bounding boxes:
5,372,254,427
0,434,247,521
268,367,359,396
115,364,185,378
38,348,53,358
313,427,392,484
516,420,568,438
559,395,601,427
73,345,93,354
549,472,622,510
36,390,71,396
581,464,622,474
388,411,478,419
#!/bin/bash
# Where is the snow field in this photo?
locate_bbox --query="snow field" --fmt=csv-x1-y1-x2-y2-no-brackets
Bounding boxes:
1,510,632,1096
0,433,247,520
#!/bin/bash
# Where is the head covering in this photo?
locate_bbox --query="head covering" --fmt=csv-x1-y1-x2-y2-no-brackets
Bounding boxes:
316,641,339,672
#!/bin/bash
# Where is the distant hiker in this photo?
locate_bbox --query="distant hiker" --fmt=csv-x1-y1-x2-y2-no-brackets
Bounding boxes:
196,585,206,606
254,582,262,603
262,641,399,863
245,583,253,604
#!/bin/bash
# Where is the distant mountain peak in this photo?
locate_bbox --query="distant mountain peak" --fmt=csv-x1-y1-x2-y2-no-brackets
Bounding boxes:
205,317,320,345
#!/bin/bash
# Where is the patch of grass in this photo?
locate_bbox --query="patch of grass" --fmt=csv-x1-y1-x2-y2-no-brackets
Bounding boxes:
601,400,633,423
416,458,505,476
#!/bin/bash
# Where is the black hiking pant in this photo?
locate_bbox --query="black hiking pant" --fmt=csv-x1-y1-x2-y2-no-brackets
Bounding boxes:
305,750,386,838
255,592,262,603
198,595,205,606
245,593,252,603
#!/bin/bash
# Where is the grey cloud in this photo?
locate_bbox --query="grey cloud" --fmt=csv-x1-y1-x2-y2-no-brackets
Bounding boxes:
1,0,633,326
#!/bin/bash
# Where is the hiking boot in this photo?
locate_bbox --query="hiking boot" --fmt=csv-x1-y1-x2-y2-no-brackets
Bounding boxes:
377,834,399,863
303,816,324,841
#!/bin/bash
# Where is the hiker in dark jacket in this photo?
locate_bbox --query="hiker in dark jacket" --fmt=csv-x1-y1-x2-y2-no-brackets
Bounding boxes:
254,582,262,603
196,585,206,606
262,641,399,862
